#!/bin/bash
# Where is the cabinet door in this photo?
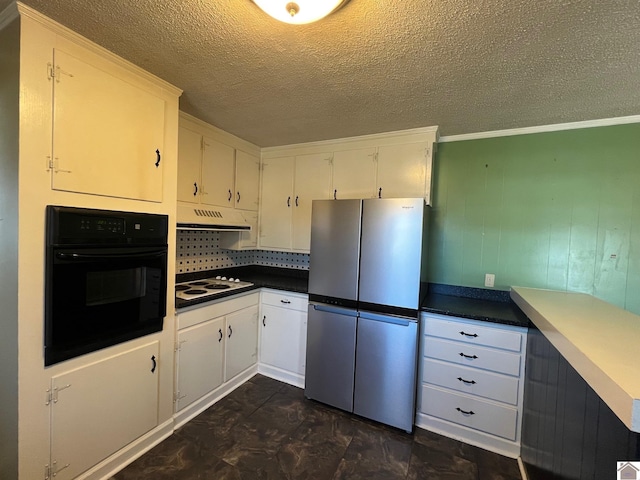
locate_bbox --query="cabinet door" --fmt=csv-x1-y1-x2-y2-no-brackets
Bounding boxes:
177,126,203,203
260,305,308,375
235,150,260,211
259,157,294,250
175,317,224,411
376,142,432,199
202,137,235,207
332,148,377,199
52,48,165,202
225,305,259,381
292,153,333,251
50,342,159,480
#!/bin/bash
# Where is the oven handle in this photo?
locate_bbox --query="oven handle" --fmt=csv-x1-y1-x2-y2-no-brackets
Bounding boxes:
56,250,166,261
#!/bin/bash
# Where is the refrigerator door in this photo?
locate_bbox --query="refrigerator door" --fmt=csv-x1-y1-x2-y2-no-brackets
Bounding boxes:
305,303,357,412
353,310,419,432
308,199,362,301
359,198,424,309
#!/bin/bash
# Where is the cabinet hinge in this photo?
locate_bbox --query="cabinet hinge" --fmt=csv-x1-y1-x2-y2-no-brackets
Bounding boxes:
48,460,70,478
175,340,186,352
47,62,54,81
46,384,71,406
174,391,187,403
44,463,50,480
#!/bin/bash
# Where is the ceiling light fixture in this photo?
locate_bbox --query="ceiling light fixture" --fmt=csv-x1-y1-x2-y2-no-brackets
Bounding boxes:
252,0,350,25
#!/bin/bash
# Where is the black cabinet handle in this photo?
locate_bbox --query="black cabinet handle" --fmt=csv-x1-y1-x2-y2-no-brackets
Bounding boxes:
262,315,266,327
459,331,478,338
457,377,476,385
456,407,475,415
378,187,382,198
218,328,223,342
228,189,232,202
334,189,337,200
237,191,241,203
295,195,299,207
150,355,157,373
155,149,161,167
228,325,232,338
194,182,198,196
459,353,478,360
280,299,291,304
287,196,291,207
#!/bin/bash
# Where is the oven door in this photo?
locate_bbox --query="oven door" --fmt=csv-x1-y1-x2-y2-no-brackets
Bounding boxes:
45,246,167,366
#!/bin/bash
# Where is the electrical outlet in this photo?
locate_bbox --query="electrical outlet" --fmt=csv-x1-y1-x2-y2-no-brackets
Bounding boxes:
484,273,495,288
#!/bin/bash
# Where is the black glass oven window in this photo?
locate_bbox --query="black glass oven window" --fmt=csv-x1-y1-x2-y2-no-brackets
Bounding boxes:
86,268,146,306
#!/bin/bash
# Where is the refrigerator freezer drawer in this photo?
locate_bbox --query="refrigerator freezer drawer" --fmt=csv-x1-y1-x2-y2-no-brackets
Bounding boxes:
353,313,419,432
304,303,357,412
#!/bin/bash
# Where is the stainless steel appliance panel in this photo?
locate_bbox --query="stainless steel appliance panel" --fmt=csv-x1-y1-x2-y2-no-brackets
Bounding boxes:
305,303,357,411
359,198,424,309
308,199,362,301
353,310,419,432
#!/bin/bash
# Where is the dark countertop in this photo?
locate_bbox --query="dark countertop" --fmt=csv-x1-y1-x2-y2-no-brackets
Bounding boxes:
175,266,308,310
175,268,529,328
420,283,530,328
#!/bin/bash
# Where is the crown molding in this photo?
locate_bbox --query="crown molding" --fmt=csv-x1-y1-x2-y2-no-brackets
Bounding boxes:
439,115,640,143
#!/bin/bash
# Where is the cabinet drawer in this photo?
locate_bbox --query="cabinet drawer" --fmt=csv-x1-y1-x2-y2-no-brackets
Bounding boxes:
261,290,308,311
424,316,523,352
424,337,521,376
177,292,259,330
422,358,519,405
421,385,518,441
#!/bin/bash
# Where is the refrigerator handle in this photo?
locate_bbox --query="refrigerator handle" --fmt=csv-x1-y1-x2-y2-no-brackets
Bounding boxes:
311,303,358,317
358,310,414,326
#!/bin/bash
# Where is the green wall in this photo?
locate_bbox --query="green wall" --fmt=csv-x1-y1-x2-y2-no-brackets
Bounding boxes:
428,123,640,314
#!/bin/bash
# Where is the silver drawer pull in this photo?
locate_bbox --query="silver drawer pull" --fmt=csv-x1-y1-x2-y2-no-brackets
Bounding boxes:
459,331,478,338
457,377,476,385
456,407,475,416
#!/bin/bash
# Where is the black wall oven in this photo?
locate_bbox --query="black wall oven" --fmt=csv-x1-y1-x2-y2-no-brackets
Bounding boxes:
45,206,168,366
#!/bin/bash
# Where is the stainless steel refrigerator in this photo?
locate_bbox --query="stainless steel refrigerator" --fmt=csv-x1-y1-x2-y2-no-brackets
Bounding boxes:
305,198,429,432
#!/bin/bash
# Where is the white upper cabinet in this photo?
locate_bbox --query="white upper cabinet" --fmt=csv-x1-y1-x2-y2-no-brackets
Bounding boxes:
377,142,434,201
259,157,294,250
202,136,235,207
177,114,261,211
177,126,202,203
51,45,169,202
234,150,260,211
259,153,332,252
332,147,377,199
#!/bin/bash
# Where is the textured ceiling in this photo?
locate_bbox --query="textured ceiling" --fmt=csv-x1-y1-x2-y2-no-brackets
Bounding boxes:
4,0,640,147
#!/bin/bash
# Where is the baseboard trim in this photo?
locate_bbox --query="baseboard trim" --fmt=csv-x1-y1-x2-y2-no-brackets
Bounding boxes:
517,457,528,480
77,418,174,480
257,363,305,388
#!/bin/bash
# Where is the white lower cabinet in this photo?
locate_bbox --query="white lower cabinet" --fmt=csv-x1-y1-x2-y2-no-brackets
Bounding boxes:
258,290,308,387
50,342,159,480
175,293,259,414
417,313,527,458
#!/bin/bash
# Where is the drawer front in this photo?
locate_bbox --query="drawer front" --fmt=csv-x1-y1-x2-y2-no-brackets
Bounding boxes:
424,337,521,376
178,292,259,330
422,358,519,405
261,290,308,311
424,316,523,352
421,385,518,440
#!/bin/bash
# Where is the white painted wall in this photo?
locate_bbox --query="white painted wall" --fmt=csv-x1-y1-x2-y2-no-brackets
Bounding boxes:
0,15,20,480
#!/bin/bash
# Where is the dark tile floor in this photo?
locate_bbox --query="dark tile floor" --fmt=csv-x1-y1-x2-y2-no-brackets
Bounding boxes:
111,375,522,479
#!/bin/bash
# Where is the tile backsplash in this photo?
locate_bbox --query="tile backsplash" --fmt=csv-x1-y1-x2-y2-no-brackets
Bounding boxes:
176,230,309,274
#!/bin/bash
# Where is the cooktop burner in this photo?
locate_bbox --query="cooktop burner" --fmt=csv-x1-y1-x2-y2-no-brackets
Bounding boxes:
175,276,254,302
